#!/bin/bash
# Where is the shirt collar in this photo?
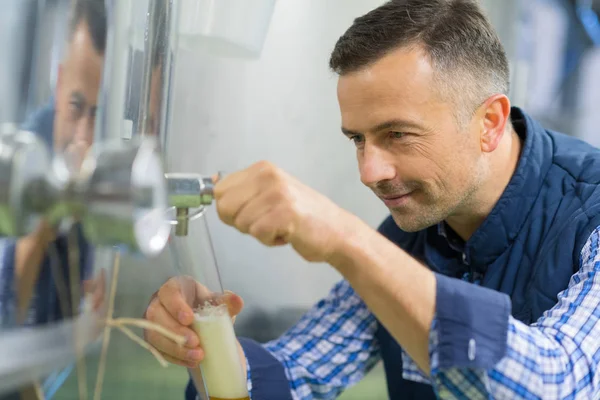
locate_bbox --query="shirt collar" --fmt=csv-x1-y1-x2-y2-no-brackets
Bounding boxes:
437,222,465,253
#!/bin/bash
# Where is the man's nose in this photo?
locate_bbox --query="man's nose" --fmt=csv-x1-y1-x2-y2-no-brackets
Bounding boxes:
74,114,95,146
359,144,396,186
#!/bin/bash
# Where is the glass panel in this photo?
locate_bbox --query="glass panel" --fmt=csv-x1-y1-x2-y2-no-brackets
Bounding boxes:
0,1,114,397
0,0,171,397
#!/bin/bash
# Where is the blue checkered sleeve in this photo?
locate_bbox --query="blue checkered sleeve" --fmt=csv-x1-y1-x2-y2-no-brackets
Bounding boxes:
262,279,381,400
423,225,600,399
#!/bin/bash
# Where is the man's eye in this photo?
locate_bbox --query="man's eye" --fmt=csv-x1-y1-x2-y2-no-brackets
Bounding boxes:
390,131,406,139
349,135,364,144
69,101,83,114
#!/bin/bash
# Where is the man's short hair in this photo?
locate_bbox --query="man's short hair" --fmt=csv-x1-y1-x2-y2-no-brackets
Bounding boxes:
68,0,107,54
329,0,510,122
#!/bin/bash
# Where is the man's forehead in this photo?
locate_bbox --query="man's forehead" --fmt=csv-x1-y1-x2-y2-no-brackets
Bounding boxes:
337,46,436,101
71,22,92,49
61,23,104,99
64,22,104,66
336,47,445,131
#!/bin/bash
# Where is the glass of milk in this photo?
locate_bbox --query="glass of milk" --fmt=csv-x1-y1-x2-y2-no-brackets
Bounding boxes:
168,214,249,400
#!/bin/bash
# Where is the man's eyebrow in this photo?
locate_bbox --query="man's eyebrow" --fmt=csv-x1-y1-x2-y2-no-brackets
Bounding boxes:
341,127,360,136
341,119,426,136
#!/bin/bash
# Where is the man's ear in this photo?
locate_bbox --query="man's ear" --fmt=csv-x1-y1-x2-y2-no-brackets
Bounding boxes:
479,94,511,153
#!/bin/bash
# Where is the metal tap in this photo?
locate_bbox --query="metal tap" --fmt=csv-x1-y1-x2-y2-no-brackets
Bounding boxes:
79,138,171,256
165,173,218,236
0,132,170,257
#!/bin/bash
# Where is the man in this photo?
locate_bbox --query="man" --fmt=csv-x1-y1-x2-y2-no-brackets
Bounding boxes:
0,0,105,324
0,0,105,397
144,0,600,398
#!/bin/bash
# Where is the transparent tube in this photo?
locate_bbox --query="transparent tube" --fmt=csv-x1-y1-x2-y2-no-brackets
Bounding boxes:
168,214,249,400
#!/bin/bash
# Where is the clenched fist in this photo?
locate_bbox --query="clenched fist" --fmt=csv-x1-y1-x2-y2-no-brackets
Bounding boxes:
214,161,362,263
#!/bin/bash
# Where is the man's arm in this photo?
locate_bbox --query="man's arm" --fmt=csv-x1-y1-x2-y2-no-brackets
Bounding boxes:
329,218,437,375
0,234,48,326
213,162,600,397
426,226,600,399
185,280,381,400
14,223,55,322
0,221,62,326
335,222,600,398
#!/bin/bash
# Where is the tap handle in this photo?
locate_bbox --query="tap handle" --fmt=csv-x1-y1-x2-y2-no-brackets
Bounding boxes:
165,172,223,209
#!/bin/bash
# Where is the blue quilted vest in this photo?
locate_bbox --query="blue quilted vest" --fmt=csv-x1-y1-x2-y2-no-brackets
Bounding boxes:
375,107,600,399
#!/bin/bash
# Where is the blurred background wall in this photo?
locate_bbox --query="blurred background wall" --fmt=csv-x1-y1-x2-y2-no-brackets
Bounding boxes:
54,0,600,398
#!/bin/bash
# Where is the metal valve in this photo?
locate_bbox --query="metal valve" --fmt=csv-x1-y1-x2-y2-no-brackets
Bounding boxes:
79,138,171,256
0,132,170,257
165,172,219,236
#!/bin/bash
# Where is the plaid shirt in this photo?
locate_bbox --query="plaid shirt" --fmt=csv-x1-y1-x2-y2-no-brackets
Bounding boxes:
254,226,600,399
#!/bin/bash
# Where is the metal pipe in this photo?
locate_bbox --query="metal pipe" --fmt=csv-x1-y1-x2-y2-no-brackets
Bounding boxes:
166,173,218,237
175,207,189,236
94,0,132,143
158,0,180,158
133,0,181,161
136,0,162,138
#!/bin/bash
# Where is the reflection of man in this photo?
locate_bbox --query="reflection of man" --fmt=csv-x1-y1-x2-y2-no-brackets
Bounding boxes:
143,5,167,139
30,0,106,170
54,1,105,170
0,0,106,397
147,57,163,137
0,0,106,325
146,1,600,399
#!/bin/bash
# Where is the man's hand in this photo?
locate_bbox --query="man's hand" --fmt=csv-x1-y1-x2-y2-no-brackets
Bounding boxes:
214,161,364,263
144,276,244,368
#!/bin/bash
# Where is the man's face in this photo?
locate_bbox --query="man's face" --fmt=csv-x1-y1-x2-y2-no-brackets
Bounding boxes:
54,22,104,168
337,47,487,232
